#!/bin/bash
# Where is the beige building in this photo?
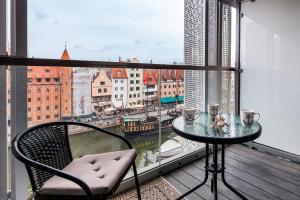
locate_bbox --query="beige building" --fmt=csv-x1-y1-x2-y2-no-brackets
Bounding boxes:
91,69,112,112
160,70,184,98
125,58,143,106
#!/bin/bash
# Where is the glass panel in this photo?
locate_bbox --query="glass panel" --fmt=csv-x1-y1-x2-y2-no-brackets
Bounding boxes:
241,0,300,155
28,0,184,63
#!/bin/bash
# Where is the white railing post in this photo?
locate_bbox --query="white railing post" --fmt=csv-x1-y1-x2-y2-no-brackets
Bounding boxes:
10,0,28,199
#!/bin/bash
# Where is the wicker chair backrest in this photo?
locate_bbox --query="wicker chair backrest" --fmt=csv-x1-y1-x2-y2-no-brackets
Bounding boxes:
18,124,73,191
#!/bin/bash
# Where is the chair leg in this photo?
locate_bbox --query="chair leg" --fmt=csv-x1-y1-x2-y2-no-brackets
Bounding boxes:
132,162,142,200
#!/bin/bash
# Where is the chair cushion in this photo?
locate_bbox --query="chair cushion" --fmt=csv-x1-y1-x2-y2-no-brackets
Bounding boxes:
39,149,136,196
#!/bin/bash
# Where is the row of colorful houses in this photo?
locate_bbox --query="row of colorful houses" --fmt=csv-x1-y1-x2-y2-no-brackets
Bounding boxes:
24,48,184,126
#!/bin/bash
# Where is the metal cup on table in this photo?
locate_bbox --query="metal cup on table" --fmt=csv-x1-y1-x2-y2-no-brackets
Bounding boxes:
183,107,201,125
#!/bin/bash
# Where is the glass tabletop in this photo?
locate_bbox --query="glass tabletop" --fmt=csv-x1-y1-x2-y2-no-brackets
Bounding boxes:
172,113,262,144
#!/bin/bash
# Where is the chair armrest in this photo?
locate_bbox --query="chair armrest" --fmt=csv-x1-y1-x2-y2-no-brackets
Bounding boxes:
12,137,95,200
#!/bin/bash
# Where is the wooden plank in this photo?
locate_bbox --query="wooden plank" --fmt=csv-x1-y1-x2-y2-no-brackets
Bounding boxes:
164,175,202,200
227,145,300,177
224,149,300,187
217,159,300,200
182,163,253,200
233,145,300,171
168,169,229,200
223,154,300,196
194,160,280,200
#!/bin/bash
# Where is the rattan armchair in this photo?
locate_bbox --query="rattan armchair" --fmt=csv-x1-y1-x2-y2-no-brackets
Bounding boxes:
11,121,141,200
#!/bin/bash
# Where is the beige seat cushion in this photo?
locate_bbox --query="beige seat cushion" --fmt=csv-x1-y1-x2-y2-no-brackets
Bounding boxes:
39,149,136,196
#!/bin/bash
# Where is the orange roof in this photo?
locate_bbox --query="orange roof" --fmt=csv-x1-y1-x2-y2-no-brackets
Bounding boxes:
143,69,158,85
60,48,70,60
112,68,127,79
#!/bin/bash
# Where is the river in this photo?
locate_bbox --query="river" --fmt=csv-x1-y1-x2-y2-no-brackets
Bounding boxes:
68,125,178,169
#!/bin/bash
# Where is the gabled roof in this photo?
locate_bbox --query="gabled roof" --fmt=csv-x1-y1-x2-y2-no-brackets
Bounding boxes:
61,48,70,60
112,68,127,79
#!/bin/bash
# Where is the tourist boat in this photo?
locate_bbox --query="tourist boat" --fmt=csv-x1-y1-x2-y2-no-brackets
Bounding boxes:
121,114,176,138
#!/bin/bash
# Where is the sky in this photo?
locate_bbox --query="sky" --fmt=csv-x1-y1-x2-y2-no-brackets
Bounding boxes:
28,0,184,64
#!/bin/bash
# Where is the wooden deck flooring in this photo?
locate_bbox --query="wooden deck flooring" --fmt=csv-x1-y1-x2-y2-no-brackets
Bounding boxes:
164,145,300,200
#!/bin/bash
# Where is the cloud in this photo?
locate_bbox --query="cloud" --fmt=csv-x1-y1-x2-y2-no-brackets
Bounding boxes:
73,44,84,49
134,39,149,45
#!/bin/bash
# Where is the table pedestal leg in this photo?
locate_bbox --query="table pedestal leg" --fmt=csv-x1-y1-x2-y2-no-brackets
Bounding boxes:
175,143,209,200
221,144,248,200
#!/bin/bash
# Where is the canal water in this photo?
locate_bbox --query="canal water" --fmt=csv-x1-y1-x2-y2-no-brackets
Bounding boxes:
68,125,178,169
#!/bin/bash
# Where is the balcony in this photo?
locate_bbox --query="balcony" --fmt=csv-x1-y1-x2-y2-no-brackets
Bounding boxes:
0,0,300,200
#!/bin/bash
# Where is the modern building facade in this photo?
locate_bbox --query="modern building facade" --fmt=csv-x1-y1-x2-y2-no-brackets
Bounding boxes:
111,68,128,108
91,69,112,113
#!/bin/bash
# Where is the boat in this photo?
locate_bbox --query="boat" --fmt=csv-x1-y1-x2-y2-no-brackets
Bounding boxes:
121,114,176,138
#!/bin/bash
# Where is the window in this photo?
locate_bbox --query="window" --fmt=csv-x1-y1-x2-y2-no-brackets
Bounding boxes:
130,87,134,91
130,80,134,84
136,80,140,84
37,88,41,93
28,69,33,72
45,78,51,82
36,78,42,82
120,87,124,91
98,89,102,93
115,80,118,83
100,81,105,85
55,96,58,100
120,94,123,98
136,74,140,77
28,78,32,83
164,85,166,88
130,74,134,77
121,80,124,83
55,105,59,109
37,107,41,111
54,114,59,118
115,95,118,98
54,78,60,82
115,87,118,91
46,115,50,119
164,92,167,95
137,94,140,97
136,87,140,91
28,98,31,102
104,88,107,93
55,88,58,92
28,107,31,112
65,107,68,111
46,88,50,92
46,106,50,110
133,94,136,98
37,97,41,101
28,117,32,121
129,94,132,98
45,69,50,73
169,85,171,88
37,116,41,120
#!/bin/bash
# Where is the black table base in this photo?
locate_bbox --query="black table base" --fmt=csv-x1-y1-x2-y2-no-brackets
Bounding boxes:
176,144,248,200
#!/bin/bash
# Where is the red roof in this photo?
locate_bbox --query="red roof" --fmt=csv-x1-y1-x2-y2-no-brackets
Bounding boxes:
112,68,127,79
60,48,70,60
143,69,158,85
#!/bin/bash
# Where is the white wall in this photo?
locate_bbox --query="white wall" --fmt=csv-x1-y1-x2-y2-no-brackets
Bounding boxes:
241,0,300,155
112,78,128,108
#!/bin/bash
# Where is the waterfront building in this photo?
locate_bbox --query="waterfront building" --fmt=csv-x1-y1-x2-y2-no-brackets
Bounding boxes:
111,68,128,108
124,58,143,107
160,70,184,98
27,66,61,126
27,48,73,126
143,69,158,100
91,69,112,113
72,67,96,117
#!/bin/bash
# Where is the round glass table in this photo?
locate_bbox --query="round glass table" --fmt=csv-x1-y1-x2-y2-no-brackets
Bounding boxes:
172,113,262,200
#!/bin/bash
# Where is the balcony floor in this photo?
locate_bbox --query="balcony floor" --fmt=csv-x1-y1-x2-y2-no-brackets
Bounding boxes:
164,145,300,200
